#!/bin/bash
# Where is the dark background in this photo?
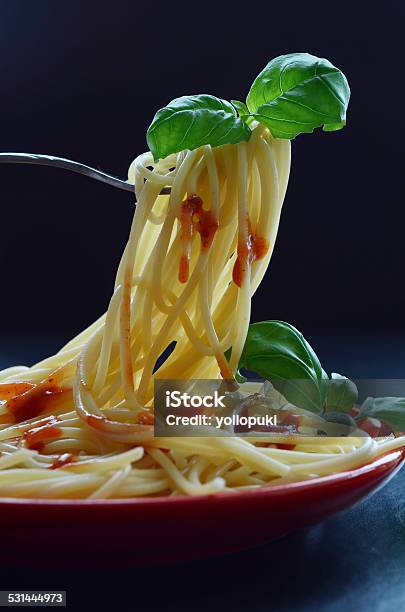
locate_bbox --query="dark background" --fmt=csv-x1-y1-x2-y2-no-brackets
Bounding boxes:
0,1,404,367
0,4,405,611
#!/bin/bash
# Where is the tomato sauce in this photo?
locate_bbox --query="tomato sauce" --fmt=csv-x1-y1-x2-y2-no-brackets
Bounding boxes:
6,381,71,424
86,414,108,431
51,452,76,469
0,382,35,400
276,443,296,450
23,417,62,451
233,219,269,288
135,411,155,426
178,194,219,283
178,254,189,284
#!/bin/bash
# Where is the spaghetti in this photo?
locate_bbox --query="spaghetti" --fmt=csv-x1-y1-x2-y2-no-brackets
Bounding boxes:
0,125,403,498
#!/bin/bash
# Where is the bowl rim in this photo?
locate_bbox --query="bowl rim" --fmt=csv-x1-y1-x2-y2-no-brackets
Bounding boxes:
0,447,403,508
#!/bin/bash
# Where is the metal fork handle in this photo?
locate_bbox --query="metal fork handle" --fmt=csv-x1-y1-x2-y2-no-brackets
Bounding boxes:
0,152,135,192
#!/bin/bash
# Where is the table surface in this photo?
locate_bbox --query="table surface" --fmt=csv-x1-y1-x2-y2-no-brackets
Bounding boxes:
0,333,404,612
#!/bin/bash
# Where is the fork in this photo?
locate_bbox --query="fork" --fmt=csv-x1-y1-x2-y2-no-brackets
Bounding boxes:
0,152,170,195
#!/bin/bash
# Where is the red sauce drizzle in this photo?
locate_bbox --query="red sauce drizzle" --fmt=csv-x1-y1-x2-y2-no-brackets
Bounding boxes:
6,378,71,424
51,452,76,470
7,385,72,423
348,406,394,436
178,255,189,284
23,416,62,451
233,219,269,288
281,413,301,429
135,411,155,426
86,414,108,431
0,382,35,400
178,194,219,283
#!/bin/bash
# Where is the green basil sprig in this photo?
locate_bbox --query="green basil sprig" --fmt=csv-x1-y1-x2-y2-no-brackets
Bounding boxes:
325,373,358,413
237,320,329,413
232,320,405,434
230,100,255,127
147,95,251,161
357,397,405,432
147,53,350,160
322,411,357,428
246,53,350,139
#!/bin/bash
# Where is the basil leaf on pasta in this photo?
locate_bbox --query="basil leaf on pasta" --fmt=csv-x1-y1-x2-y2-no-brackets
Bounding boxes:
358,397,405,431
231,100,255,126
246,53,350,139
147,95,252,161
238,320,328,413
325,373,358,413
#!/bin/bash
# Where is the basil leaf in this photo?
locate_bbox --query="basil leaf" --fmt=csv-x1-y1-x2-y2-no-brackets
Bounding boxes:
147,95,252,161
238,320,328,413
231,100,249,116
358,397,405,432
320,411,358,436
323,122,346,132
325,373,358,413
246,53,350,139
235,370,247,384
323,411,357,428
231,100,255,127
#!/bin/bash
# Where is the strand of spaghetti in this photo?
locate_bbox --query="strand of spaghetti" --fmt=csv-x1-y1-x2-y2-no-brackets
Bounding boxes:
199,270,233,378
250,140,285,295
0,449,33,469
137,252,213,401
212,438,290,476
289,438,375,475
186,151,206,193
165,285,236,359
118,182,150,405
171,149,200,217
87,465,132,499
229,142,251,371
0,366,29,382
134,152,175,186
192,147,234,378
224,465,264,486
74,338,153,441
257,136,280,234
163,289,214,355
149,150,199,313
93,285,123,394
370,436,405,455
116,478,171,497
61,446,143,473
148,448,226,496
74,383,153,443
188,456,211,485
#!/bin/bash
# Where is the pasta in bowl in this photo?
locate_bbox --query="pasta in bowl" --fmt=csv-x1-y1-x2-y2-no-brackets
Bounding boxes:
0,54,403,527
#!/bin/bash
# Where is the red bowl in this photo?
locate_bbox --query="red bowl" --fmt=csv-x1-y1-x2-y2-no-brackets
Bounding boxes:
1,448,404,566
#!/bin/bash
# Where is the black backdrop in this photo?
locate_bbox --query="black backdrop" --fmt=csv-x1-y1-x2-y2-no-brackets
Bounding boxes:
0,0,403,345
1,3,405,608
